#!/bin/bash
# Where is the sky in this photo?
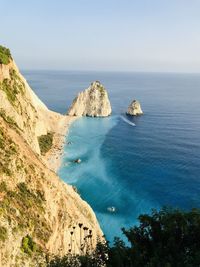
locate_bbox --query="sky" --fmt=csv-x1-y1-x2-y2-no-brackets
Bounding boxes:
1,0,200,72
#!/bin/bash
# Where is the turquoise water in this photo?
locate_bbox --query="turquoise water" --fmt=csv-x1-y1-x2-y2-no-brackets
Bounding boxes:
58,116,159,241
24,70,200,242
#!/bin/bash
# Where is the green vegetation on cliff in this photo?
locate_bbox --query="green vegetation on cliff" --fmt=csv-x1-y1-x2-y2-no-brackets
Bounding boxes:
38,132,54,155
0,109,19,131
21,235,37,255
0,121,52,249
0,124,18,176
0,45,12,65
0,181,51,242
0,226,8,242
0,68,25,106
97,83,106,96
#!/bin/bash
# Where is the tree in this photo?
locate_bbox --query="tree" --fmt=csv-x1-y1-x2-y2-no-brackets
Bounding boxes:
121,207,200,267
47,207,200,267
108,237,132,267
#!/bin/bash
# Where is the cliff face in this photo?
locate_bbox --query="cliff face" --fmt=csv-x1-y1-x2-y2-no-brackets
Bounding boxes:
0,47,103,266
67,81,112,117
0,59,64,155
127,100,143,116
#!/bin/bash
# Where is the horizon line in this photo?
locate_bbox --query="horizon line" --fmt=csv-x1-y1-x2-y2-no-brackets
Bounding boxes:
21,68,200,75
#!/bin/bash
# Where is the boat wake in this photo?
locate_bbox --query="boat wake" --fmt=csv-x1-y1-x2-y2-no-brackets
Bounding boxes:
120,115,136,127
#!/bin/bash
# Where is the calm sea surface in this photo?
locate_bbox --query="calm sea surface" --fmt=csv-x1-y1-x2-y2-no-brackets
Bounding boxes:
23,70,200,242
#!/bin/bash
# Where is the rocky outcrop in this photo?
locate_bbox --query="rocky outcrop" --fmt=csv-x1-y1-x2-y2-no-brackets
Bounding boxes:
67,81,112,117
127,100,143,116
0,59,65,154
0,46,103,266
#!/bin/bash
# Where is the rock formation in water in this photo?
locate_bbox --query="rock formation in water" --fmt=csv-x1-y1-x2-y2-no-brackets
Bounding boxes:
127,99,143,116
0,45,103,266
67,81,112,117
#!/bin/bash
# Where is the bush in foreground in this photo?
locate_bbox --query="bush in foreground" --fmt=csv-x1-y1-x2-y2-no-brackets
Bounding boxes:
48,207,200,267
111,207,200,267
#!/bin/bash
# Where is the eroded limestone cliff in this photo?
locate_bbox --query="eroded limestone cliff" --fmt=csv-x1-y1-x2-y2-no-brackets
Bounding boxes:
0,57,64,155
0,46,103,266
67,81,112,117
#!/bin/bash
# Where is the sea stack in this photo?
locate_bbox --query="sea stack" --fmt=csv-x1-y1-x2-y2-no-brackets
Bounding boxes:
127,100,143,116
67,81,112,117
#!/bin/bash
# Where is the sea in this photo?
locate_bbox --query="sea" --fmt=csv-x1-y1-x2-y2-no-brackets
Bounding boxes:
23,70,200,242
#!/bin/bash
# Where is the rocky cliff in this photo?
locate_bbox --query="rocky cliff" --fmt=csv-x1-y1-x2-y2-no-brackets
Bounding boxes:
67,81,112,117
127,100,143,116
0,46,103,266
0,53,63,155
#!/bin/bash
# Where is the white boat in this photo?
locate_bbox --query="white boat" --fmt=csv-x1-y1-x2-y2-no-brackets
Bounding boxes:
107,206,116,213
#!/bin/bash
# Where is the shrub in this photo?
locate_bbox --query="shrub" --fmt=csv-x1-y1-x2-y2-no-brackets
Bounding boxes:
47,208,200,267
1,79,17,104
110,207,200,267
0,45,12,65
0,67,25,107
0,226,8,242
0,109,19,130
17,182,30,195
0,124,18,176
48,255,81,267
0,181,7,192
0,181,51,243
38,132,54,155
21,235,37,255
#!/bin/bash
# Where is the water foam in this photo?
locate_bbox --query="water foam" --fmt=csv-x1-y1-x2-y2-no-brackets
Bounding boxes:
120,115,136,127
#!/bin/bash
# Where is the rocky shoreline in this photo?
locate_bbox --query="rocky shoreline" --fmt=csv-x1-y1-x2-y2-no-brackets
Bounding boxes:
44,115,78,173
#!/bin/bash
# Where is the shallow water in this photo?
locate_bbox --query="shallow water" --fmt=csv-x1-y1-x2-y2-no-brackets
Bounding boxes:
24,70,200,242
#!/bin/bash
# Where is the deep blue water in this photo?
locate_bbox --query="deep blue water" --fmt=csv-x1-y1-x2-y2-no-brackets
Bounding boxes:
23,70,200,242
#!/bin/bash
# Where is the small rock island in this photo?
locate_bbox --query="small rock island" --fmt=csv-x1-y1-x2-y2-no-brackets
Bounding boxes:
67,81,112,117
127,99,143,116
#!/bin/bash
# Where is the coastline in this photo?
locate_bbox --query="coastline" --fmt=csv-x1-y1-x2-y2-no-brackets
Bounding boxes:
44,115,78,173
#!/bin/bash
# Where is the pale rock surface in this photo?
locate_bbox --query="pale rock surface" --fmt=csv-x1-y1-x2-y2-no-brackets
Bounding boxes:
67,81,112,117
127,99,143,116
0,60,66,154
0,62,11,81
0,57,103,266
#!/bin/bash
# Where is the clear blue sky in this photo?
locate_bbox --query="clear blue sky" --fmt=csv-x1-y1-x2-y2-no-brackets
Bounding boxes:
1,0,200,72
